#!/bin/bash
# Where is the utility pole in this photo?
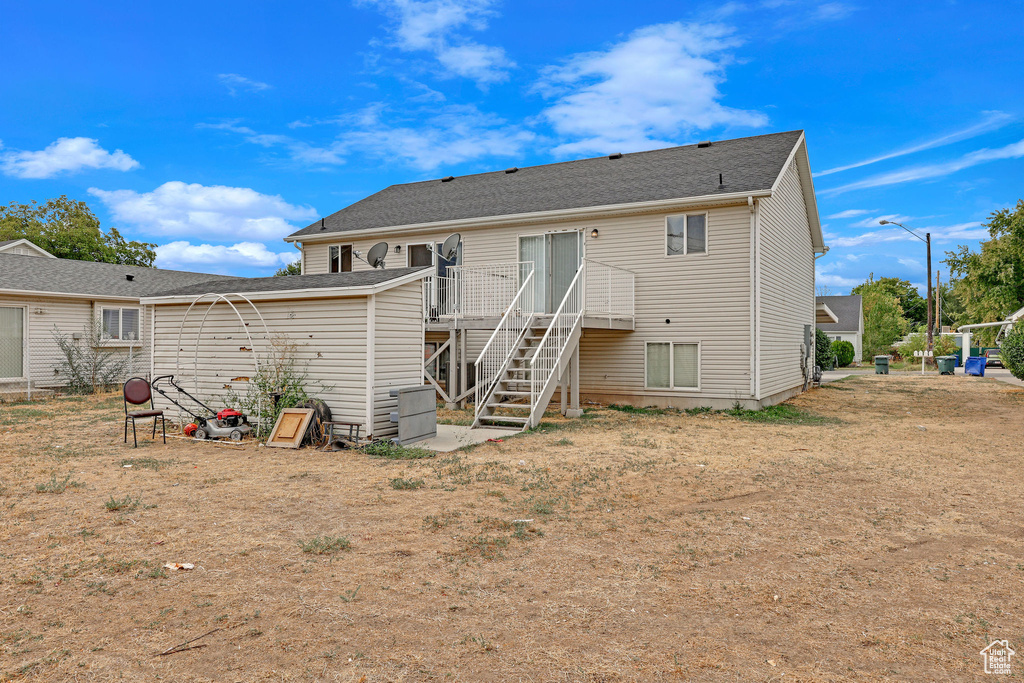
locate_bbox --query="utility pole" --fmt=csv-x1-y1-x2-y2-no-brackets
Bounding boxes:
936,271,941,334
879,220,933,354
926,232,933,353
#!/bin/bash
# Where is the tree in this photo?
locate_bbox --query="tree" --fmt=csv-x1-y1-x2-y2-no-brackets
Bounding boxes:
274,261,301,277
1000,323,1024,381
859,284,907,357
852,276,927,328
0,196,156,266
833,340,855,367
945,200,1024,345
814,328,833,370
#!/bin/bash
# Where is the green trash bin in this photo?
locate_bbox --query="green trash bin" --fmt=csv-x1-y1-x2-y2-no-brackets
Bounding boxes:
937,356,955,375
874,355,890,374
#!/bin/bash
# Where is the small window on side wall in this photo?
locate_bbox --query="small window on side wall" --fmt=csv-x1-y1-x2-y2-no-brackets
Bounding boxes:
100,307,141,341
329,245,353,273
646,342,699,390
666,213,707,256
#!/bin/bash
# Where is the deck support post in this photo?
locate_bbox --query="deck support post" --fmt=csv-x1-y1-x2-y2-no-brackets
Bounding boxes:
559,369,568,414
565,347,582,418
459,330,468,409
445,329,458,410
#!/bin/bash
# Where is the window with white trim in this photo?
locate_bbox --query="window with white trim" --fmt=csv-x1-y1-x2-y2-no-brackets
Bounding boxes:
646,342,699,390
329,244,353,273
666,213,707,256
100,307,141,341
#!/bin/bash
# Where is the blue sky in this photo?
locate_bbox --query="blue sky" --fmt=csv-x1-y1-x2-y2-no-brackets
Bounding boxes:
1,1,1021,292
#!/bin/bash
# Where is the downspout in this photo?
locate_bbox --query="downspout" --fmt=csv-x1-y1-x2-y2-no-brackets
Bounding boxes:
748,196,757,400
804,246,831,391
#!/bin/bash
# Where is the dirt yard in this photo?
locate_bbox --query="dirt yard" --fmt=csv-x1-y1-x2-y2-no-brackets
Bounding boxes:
1,375,1022,681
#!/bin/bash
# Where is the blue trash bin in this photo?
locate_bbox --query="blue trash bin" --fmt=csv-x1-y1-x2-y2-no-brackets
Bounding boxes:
965,356,986,377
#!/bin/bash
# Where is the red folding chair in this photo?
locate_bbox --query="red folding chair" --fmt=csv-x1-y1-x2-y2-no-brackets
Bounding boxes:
123,377,166,448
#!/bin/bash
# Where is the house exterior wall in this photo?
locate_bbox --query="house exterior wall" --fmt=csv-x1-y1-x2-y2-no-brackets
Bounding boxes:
300,203,758,407
756,159,815,400
0,294,150,390
150,282,423,439
371,281,425,438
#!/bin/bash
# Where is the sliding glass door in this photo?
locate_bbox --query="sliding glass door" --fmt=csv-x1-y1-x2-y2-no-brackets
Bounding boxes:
0,307,24,379
518,231,582,313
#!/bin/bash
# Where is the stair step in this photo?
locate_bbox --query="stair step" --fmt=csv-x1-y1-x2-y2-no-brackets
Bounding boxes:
493,389,531,397
487,402,531,410
479,415,529,425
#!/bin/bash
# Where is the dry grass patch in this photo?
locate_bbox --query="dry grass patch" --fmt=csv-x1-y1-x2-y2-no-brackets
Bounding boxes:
0,377,1021,680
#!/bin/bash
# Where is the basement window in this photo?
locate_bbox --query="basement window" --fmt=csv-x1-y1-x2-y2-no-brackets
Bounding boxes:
666,213,708,256
329,245,353,273
100,307,141,341
645,342,700,390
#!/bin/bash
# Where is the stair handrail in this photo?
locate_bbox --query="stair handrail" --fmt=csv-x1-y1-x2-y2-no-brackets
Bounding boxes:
528,262,587,423
474,269,535,422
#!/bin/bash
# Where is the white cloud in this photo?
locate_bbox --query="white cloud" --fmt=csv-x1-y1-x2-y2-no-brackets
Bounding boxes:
339,104,534,170
825,209,873,219
815,272,862,288
536,22,768,156
0,137,139,179
827,221,988,248
896,257,922,270
88,181,317,241
820,137,1024,196
218,73,272,96
203,105,534,171
815,111,1014,177
849,213,913,229
156,241,298,270
361,0,514,86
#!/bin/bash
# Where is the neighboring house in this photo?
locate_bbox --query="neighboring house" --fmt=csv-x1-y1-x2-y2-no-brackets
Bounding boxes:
0,239,56,258
285,130,826,427
0,253,232,399
142,268,430,441
815,295,864,362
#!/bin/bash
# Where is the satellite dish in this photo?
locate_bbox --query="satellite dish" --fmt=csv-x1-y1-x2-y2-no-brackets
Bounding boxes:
366,241,389,269
440,233,462,262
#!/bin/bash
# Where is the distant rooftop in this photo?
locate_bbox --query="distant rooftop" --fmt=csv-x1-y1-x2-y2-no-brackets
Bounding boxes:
816,295,863,331
0,253,234,299
147,267,431,299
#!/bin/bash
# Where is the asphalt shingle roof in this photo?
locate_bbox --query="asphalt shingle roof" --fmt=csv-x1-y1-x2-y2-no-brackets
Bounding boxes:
148,267,430,298
289,130,804,238
0,253,235,299
816,295,862,331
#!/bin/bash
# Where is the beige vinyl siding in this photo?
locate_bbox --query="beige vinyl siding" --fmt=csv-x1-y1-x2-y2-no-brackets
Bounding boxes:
151,298,369,430
0,295,150,387
756,159,815,398
371,281,425,438
151,284,424,439
302,204,755,404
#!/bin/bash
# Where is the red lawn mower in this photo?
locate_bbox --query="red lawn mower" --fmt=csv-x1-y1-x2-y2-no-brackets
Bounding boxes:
152,375,253,441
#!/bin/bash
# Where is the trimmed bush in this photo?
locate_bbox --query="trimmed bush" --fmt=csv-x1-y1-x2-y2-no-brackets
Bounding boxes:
833,340,855,367
814,328,833,370
1001,324,1024,380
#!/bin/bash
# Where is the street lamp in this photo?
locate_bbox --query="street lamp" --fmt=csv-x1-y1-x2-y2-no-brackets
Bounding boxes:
879,219,933,353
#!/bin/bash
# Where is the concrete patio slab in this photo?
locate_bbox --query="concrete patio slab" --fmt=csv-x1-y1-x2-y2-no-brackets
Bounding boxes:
415,424,521,452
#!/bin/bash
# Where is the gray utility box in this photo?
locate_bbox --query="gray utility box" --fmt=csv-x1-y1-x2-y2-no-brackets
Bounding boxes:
389,385,437,445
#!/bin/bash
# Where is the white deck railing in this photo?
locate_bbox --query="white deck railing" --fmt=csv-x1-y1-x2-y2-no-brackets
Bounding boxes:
473,270,535,424
424,262,533,323
529,262,586,426
583,258,635,320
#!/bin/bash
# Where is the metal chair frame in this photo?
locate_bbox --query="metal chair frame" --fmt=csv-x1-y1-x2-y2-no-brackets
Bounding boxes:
123,377,166,448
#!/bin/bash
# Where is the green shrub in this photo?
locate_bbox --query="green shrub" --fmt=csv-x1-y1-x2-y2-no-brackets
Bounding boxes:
814,328,833,370
1001,324,1024,380
833,340,855,367
899,332,958,359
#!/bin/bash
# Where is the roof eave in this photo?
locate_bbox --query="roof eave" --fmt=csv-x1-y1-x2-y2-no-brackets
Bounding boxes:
141,268,430,305
0,288,140,302
285,190,773,243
